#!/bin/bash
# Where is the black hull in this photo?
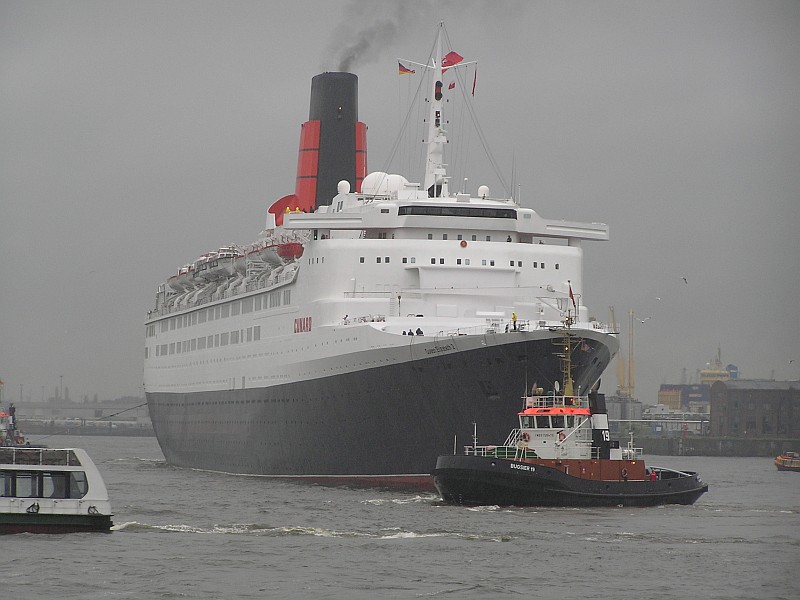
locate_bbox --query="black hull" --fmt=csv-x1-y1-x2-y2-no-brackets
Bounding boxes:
432,455,708,507
147,336,612,477
0,514,113,535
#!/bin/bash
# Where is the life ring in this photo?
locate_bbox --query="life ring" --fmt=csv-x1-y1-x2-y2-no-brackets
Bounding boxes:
558,430,566,442
521,432,531,442
460,240,467,248
621,468,628,479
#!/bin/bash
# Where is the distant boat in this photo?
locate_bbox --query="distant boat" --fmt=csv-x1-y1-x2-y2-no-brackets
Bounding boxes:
774,451,800,472
1,403,28,447
0,447,113,534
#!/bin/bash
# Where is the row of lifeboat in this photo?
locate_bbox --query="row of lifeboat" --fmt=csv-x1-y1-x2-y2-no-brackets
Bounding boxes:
167,241,305,293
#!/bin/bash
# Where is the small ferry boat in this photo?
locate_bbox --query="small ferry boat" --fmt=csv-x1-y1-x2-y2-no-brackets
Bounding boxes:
432,324,708,507
774,451,800,472
1,447,113,534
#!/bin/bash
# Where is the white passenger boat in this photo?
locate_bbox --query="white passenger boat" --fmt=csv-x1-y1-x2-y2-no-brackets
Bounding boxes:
1,447,113,534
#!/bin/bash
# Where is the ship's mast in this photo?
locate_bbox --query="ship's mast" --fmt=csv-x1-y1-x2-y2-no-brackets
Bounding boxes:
423,22,449,199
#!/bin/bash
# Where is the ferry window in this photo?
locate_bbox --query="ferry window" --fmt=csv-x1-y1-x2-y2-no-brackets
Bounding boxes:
177,317,182,329
486,236,491,241
471,235,477,241
198,336,207,350
207,335,213,348
490,260,495,266
175,342,181,355
465,259,470,265
247,327,253,342
360,257,365,263
381,208,389,213
518,261,522,267
214,306,221,320
410,257,416,264
283,290,291,304
551,415,565,428
191,312,197,326
43,472,69,499
214,334,219,347
431,258,436,264
457,234,463,240
69,472,88,498
145,347,149,359
521,416,531,428
442,234,448,240
190,338,196,351
170,318,175,331
160,344,167,355
221,332,229,346
231,302,241,316
536,415,550,428
510,261,515,267
385,257,390,263
457,259,462,265
231,330,239,344
254,326,261,341
555,263,559,270
402,257,407,264
533,262,538,268
242,298,253,313
439,258,445,264
15,472,37,497
377,257,382,263
255,296,262,310
481,260,486,266
427,234,433,240
169,343,175,355
566,416,575,427
221,304,230,318
198,309,207,324
541,263,545,269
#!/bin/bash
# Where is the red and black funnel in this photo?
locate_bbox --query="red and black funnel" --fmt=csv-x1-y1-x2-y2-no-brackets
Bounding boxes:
270,72,367,226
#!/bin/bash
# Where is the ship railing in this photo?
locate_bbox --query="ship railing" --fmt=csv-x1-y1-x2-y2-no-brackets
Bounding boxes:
0,447,81,466
465,445,537,459
621,446,644,460
522,395,588,409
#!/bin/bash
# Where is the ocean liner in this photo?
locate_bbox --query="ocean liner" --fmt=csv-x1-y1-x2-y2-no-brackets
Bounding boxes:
144,24,618,486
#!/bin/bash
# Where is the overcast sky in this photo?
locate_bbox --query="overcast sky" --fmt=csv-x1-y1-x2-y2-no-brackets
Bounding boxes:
2,0,798,404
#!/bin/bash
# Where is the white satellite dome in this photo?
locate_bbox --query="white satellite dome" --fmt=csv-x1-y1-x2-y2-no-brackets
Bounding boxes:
361,172,410,195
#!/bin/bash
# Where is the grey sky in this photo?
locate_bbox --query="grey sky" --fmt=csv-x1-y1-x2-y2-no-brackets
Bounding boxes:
1,0,798,403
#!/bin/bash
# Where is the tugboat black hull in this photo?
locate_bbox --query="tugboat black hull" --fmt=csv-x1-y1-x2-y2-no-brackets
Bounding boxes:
432,455,708,507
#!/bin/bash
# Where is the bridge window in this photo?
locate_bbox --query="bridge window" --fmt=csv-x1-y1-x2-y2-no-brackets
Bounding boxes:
536,415,550,428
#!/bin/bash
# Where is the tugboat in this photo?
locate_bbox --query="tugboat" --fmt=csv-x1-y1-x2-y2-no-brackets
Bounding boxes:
432,320,709,507
774,451,800,472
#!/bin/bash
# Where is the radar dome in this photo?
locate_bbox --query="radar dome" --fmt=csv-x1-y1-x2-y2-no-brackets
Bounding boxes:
337,180,350,194
361,172,410,195
478,185,489,199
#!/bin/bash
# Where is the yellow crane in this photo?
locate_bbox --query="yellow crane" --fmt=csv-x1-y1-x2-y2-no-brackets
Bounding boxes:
609,306,635,399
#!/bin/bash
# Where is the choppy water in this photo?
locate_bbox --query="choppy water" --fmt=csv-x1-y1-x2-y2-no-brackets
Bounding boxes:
3,435,798,599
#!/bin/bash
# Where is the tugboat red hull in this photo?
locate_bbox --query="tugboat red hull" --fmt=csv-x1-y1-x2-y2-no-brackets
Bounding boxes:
432,455,708,507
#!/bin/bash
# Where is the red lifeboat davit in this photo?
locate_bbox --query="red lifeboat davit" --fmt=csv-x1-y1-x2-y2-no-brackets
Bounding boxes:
277,242,304,260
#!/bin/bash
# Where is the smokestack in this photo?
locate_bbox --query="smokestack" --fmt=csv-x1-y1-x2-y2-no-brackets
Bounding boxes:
296,72,367,211
268,72,368,225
